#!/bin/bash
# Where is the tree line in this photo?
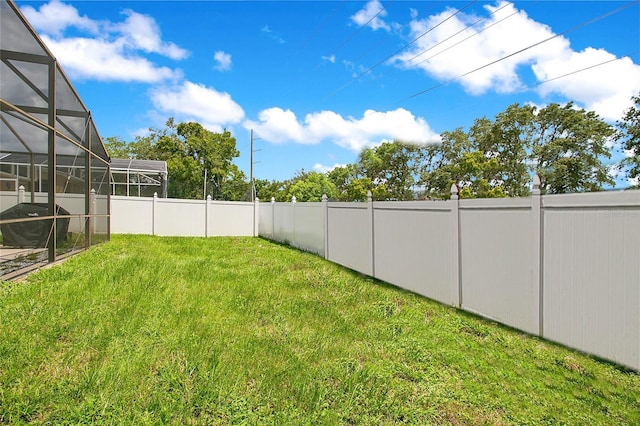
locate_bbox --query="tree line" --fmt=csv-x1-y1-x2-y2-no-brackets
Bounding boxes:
105,95,639,201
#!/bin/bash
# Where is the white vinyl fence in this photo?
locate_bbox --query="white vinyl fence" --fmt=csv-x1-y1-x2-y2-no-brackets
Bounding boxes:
259,181,640,371
111,194,258,237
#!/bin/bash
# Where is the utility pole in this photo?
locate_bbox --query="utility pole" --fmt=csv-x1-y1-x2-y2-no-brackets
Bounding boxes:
250,129,261,202
250,129,254,201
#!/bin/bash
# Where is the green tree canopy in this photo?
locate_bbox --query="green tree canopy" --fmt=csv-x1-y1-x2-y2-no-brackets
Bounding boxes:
106,119,243,200
419,102,614,198
531,103,613,193
615,93,640,185
286,170,338,202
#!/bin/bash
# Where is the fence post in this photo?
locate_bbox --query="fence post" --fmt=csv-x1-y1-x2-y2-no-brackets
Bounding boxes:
322,194,328,259
291,195,296,247
152,192,158,236
531,174,543,336
206,195,211,237
17,185,25,204
90,188,96,236
271,197,275,239
254,196,260,237
367,190,375,277
450,184,461,307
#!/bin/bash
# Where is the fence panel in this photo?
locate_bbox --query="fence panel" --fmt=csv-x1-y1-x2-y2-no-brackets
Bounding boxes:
257,188,640,370
327,203,372,276
207,201,254,236
111,196,154,235
292,202,325,255
272,202,294,244
154,198,205,236
259,201,274,239
542,191,640,370
111,196,255,237
459,198,539,334
374,202,456,305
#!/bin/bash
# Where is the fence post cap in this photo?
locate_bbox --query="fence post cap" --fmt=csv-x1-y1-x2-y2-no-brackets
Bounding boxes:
292,195,297,203
271,197,275,203
207,195,212,201
322,194,328,202
532,174,541,192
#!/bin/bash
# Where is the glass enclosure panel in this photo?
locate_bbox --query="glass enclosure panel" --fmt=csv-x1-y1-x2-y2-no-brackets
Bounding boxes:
0,0,48,57
56,114,88,146
0,107,48,154
91,125,108,159
0,59,49,109
90,215,109,246
1,0,110,278
55,66,85,114
91,156,110,196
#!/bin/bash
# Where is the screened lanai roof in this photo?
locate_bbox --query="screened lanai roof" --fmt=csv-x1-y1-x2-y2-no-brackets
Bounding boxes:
0,0,108,160
111,159,168,175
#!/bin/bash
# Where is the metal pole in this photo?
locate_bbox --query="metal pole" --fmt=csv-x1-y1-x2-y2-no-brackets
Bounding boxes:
203,168,207,200
250,129,254,202
47,58,57,263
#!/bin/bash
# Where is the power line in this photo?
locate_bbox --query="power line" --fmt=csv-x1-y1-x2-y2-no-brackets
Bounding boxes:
347,0,445,66
325,0,477,99
314,0,394,71
298,0,348,54
397,0,640,104
530,50,640,91
399,3,518,70
381,2,515,80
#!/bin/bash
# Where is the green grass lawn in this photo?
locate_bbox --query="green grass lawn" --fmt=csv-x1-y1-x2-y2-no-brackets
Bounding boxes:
0,235,638,425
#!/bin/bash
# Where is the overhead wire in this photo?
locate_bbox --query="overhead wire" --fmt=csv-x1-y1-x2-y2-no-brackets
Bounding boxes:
528,50,640,92
398,3,518,71
347,0,445,66
298,0,348,54
380,1,515,80
396,0,640,104
314,0,394,71
324,0,478,99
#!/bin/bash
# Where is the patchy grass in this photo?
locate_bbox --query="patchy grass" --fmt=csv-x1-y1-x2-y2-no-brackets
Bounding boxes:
0,235,638,424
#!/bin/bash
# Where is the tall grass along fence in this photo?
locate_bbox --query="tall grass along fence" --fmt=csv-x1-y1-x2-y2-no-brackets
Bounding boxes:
111,194,258,237
259,178,640,371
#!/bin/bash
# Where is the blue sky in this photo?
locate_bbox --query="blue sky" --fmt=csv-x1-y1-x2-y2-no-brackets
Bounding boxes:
17,0,640,186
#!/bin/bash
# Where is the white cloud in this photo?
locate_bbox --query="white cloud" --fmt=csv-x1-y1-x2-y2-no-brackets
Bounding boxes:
322,54,336,64
392,1,640,121
243,107,440,152
113,9,189,60
394,2,566,94
533,49,640,121
314,163,346,174
149,81,245,132
41,35,180,82
21,0,187,83
21,0,98,36
351,0,391,32
214,51,232,72
261,25,285,44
